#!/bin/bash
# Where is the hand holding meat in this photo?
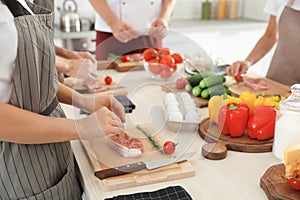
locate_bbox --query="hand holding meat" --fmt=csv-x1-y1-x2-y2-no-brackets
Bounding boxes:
226,60,251,76
148,17,168,39
110,19,140,43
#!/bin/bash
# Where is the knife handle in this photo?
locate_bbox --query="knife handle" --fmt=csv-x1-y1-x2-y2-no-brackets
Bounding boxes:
94,162,146,180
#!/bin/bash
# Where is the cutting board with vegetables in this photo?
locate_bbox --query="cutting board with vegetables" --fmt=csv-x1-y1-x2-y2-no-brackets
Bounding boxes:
161,83,209,108
260,164,300,200
64,77,128,96
228,77,291,97
198,118,273,160
81,125,195,191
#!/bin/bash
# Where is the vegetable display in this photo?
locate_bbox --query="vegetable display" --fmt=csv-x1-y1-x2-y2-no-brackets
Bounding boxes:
247,105,276,140
218,103,249,137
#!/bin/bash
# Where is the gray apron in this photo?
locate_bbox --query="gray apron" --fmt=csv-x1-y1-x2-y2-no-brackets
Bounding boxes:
266,0,300,86
0,2,81,200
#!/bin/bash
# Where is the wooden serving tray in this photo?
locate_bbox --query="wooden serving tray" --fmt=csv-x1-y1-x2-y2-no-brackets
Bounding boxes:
161,83,209,108
260,164,300,200
198,118,273,160
81,126,195,191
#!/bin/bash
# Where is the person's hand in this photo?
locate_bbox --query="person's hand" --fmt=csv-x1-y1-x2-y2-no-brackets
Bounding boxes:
110,20,140,43
149,17,168,39
76,106,124,140
79,94,126,123
73,51,97,64
66,58,98,88
226,60,251,76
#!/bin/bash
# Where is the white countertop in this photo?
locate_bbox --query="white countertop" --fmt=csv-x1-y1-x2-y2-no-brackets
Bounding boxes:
65,68,281,200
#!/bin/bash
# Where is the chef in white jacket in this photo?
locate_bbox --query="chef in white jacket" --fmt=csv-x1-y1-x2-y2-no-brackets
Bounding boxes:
89,0,176,60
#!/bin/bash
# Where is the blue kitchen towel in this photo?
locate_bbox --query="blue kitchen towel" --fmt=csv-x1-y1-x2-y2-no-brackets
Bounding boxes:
104,186,193,200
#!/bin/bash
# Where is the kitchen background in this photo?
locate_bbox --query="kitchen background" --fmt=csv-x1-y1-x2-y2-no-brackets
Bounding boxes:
54,0,271,76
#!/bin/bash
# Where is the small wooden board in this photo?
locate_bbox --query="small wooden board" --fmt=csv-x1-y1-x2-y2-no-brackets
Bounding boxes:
81,126,195,191
260,164,300,200
114,60,144,72
228,77,291,97
161,83,209,108
198,118,273,160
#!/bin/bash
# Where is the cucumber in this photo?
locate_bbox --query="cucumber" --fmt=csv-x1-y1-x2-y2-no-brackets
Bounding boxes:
192,86,202,97
188,70,215,87
185,83,192,92
201,84,231,99
199,75,226,89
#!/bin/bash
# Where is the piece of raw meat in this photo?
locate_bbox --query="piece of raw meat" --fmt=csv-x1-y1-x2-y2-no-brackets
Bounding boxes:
244,77,268,90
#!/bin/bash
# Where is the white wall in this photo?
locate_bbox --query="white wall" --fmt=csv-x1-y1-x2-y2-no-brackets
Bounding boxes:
243,0,269,21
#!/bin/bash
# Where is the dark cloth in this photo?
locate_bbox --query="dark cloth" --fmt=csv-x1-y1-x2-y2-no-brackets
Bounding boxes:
1,0,31,16
34,0,54,11
105,186,193,200
96,31,162,60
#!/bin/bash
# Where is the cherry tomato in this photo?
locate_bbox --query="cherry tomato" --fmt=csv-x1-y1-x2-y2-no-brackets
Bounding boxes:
176,78,188,89
122,55,130,62
104,76,112,85
234,74,244,82
160,55,175,67
163,141,177,154
160,70,172,79
158,48,170,59
148,63,161,74
171,53,183,64
289,174,300,191
143,48,158,62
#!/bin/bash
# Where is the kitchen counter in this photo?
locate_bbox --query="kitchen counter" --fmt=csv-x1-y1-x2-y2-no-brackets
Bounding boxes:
64,68,281,200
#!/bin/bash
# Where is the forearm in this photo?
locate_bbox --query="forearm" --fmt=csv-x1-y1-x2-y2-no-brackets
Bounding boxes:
56,55,70,74
89,0,119,27
55,45,80,59
0,103,78,144
159,0,176,22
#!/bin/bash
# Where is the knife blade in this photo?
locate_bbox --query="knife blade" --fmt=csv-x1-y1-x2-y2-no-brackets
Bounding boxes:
76,86,125,94
94,151,196,180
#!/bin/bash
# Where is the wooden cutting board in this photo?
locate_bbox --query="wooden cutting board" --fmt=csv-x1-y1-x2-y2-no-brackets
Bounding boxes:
198,118,273,160
81,126,195,191
228,77,291,97
161,83,209,108
260,164,300,200
64,77,128,96
97,60,144,72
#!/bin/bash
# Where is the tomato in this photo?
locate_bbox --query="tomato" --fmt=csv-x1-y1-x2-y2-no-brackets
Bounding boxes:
234,74,244,83
176,78,188,89
148,63,161,74
160,70,172,79
122,55,130,62
104,76,112,85
163,141,177,154
289,174,300,191
158,48,170,59
160,55,175,67
143,48,158,62
171,53,183,64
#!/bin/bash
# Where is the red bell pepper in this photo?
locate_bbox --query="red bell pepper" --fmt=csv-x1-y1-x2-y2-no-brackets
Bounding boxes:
218,103,249,137
247,105,276,140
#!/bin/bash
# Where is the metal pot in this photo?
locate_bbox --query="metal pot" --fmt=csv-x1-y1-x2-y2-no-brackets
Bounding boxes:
60,0,81,32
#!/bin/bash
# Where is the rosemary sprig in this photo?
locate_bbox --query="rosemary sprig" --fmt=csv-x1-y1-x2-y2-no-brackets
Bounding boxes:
136,125,165,154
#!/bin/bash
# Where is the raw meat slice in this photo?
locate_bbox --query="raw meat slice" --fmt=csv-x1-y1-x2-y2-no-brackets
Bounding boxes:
245,77,268,90
108,133,143,158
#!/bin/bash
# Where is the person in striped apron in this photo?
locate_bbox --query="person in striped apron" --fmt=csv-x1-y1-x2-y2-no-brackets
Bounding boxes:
0,0,126,199
226,0,300,86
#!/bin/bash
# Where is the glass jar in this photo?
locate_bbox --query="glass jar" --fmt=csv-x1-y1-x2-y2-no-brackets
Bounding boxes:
273,84,300,160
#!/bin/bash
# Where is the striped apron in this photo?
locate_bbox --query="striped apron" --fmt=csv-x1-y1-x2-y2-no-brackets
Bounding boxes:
266,0,300,86
0,2,82,200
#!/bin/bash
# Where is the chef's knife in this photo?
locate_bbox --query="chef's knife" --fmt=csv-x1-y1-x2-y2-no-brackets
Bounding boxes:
76,86,126,94
95,151,196,180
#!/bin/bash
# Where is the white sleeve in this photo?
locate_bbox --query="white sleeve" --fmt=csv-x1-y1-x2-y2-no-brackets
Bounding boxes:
0,4,18,103
264,0,281,16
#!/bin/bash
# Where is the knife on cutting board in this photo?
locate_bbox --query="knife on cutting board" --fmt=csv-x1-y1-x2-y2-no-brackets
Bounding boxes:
76,86,126,94
95,151,196,180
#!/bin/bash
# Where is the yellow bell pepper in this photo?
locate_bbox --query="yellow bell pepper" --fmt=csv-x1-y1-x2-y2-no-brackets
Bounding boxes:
239,91,265,115
264,95,285,110
208,94,242,124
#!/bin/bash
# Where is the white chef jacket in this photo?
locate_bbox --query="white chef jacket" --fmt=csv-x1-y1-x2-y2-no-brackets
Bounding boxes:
94,0,162,34
264,0,300,23
0,3,18,103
